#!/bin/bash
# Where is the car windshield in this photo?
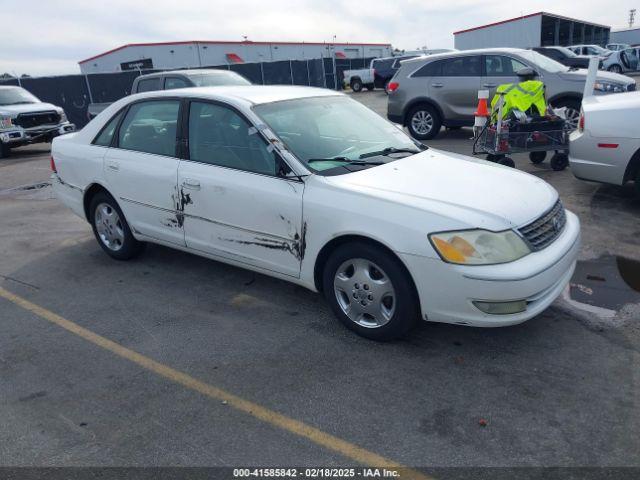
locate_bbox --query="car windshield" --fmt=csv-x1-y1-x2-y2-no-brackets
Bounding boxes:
586,45,609,55
252,95,420,174
518,50,568,73
190,73,251,87
0,87,40,105
555,47,578,58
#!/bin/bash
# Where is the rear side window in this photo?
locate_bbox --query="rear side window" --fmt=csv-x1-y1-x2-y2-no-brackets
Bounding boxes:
93,111,124,147
441,56,481,76
164,77,190,90
372,59,394,70
135,78,161,93
485,55,528,76
412,60,443,77
118,100,180,156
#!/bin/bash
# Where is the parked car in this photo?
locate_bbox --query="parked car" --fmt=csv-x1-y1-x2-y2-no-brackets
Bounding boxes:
0,86,75,158
532,46,600,69
51,85,580,340
606,43,632,52
387,48,635,140
343,55,419,93
87,69,251,119
568,44,638,73
569,91,640,195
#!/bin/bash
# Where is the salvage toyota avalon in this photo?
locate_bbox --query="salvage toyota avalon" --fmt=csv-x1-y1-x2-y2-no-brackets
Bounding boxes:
51,86,580,340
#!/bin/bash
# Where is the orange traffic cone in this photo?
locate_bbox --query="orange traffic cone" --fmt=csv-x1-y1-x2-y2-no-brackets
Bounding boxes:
473,90,490,138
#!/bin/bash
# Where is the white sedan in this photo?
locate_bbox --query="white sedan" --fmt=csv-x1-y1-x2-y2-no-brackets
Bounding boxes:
570,91,640,195
52,86,580,340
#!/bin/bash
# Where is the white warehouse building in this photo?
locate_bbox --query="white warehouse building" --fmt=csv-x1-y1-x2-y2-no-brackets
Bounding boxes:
454,12,610,50
79,40,393,74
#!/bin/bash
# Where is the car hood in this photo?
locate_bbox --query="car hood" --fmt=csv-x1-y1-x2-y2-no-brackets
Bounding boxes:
0,102,62,117
325,149,558,230
557,68,634,85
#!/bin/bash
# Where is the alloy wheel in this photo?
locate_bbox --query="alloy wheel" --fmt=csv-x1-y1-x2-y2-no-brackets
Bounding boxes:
411,110,434,135
333,258,396,328
94,203,125,251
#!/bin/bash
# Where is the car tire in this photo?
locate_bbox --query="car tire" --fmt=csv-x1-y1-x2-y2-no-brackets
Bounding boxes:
89,191,144,261
407,104,441,140
498,157,516,168
365,84,374,91
350,78,363,93
322,242,419,341
550,153,569,171
608,64,623,74
529,151,547,164
554,98,581,131
0,142,9,159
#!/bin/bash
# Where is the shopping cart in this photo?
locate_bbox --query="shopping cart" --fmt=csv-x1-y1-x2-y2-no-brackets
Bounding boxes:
472,91,570,171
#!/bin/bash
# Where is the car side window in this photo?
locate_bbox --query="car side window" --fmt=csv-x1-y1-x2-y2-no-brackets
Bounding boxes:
412,60,443,77
117,100,180,156
164,77,190,90
485,55,528,76
188,101,278,176
93,110,124,147
441,56,481,76
136,78,161,93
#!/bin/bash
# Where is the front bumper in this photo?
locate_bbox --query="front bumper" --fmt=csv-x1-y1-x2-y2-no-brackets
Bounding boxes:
400,210,581,327
0,122,75,147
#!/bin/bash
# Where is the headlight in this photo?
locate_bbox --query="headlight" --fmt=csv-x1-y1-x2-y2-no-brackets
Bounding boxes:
429,229,531,265
59,110,68,122
594,81,626,93
0,115,13,130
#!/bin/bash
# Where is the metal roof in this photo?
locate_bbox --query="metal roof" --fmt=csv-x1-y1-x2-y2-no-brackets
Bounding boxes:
454,12,610,35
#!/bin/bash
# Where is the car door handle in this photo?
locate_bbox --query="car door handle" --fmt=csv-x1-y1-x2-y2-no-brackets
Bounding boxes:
106,161,119,171
483,83,497,88
431,82,444,88
182,179,201,190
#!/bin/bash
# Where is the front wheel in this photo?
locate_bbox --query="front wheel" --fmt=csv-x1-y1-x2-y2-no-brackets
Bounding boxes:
322,242,419,341
407,104,441,140
554,99,581,131
89,191,144,260
350,78,363,93
608,64,623,74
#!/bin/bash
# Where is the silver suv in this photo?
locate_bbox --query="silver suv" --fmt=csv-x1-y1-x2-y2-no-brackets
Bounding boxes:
387,48,636,140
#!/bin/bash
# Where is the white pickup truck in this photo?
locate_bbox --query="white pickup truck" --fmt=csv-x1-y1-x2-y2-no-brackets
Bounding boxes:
343,55,420,93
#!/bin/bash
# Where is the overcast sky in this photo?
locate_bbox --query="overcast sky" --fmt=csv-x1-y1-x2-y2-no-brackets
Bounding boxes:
2,0,638,76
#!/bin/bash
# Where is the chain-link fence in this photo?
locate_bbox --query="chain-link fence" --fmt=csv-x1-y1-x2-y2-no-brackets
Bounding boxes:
0,57,376,128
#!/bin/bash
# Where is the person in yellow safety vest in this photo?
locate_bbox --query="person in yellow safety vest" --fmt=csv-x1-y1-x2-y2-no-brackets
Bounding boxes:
490,80,547,121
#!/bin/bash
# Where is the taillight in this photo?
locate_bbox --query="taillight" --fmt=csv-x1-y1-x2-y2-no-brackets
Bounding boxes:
388,81,399,93
50,156,57,173
578,110,584,132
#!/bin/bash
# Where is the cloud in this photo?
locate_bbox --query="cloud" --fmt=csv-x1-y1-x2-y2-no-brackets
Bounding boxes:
2,0,636,76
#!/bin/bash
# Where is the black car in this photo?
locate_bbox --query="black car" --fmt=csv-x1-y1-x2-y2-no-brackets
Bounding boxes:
532,46,600,69
372,55,418,89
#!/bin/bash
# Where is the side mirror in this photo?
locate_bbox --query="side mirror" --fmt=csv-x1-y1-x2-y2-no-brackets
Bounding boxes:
516,67,538,78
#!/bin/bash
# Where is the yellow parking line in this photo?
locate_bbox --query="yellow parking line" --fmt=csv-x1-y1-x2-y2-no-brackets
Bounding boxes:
0,287,431,479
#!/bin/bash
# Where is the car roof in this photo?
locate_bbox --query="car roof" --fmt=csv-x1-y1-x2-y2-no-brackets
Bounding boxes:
130,85,343,106
0,85,20,90
138,69,240,79
400,47,528,65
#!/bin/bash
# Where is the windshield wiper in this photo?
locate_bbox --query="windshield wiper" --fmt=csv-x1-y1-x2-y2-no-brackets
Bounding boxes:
359,146,423,159
307,157,384,166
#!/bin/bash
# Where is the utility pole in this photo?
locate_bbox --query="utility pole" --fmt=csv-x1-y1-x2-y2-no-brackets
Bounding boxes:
629,9,636,28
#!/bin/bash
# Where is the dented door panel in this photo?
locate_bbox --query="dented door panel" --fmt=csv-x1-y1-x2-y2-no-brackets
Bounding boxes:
178,161,305,277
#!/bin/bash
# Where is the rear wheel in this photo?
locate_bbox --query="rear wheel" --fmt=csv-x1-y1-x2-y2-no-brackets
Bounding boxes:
407,104,441,140
322,242,419,341
89,191,144,260
608,64,623,74
350,78,363,93
550,153,569,171
529,151,547,164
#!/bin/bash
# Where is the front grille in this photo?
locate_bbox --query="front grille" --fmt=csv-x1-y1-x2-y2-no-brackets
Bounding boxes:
13,111,61,129
518,200,566,251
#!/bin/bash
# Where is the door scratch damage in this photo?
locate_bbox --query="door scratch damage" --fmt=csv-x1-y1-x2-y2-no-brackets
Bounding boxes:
170,186,193,228
219,217,308,261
